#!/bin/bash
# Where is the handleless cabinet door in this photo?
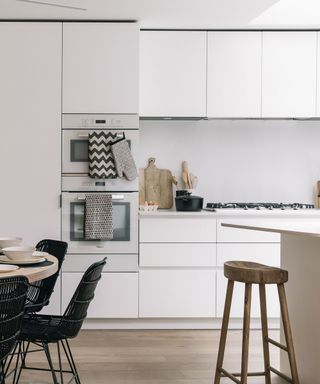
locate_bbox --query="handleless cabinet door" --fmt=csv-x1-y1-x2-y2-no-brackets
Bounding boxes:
216,243,280,318
262,32,317,117
139,270,215,318
63,22,139,114
207,32,262,118
0,22,61,245
62,272,139,318
140,31,207,117
316,32,320,117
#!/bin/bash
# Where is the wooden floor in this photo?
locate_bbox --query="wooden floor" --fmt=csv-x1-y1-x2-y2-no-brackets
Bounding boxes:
17,329,281,383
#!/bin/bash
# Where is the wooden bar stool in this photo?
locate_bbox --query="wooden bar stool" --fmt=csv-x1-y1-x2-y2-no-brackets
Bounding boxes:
214,261,299,384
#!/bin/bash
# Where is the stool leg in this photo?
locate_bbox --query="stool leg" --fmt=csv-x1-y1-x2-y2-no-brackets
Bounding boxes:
259,284,271,384
277,283,300,384
214,279,234,384
241,283,252,384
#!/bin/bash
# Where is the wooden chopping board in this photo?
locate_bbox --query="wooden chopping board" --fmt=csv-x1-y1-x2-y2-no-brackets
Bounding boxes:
139,158,173,209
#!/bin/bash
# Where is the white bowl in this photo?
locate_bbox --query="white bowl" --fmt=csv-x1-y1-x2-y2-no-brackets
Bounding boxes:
2,246,36,260
0,237,22,249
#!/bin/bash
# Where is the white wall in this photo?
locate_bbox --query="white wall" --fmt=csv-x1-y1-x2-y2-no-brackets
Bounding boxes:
139,119,320,204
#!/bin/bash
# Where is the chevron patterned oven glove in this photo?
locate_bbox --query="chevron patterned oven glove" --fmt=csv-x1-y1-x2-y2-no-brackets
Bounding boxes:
111,138,138,181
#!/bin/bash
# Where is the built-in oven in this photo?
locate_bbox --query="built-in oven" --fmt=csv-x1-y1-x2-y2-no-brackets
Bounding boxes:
62,114,139,191
61,191,138,254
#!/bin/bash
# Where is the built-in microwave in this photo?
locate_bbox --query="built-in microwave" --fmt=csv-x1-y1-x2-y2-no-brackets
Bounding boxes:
62,114,139,191
61,191,138,254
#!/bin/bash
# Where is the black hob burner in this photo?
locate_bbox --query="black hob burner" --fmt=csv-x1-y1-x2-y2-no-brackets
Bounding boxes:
206,202,315,210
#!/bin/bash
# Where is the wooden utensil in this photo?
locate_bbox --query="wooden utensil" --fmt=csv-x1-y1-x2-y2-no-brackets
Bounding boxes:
182,161,191,189
182,172,189,189
139,158,173,209
317,180,320,207
190,173,196,189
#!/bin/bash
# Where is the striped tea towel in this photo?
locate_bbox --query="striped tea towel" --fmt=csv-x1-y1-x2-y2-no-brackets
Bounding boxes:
85,194,113,240
88,131,117,178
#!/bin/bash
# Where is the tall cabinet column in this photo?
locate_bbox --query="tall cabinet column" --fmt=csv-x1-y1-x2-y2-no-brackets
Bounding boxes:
0,22,62,245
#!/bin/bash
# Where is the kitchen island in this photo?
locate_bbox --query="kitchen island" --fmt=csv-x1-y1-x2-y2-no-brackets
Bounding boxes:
222,219,320,384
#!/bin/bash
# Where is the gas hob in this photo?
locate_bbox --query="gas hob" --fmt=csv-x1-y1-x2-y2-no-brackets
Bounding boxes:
206,202,315,210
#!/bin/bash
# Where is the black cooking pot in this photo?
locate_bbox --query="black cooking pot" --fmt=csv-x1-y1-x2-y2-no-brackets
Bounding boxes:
175,192,203,212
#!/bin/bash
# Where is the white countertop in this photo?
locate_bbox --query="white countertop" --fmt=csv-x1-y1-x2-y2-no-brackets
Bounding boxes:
139,208,320,219
221,219,320,238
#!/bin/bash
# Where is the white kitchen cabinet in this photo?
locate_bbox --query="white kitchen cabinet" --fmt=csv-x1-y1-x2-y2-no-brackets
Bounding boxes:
217,220,280,243
62,272,138,318
139,216,216,318
207,32,262,118
216,243,280,317
262,31,317,117
140,31,207,117
140,243,216,267
0,22,61,245
40,276,61,315
316,32,320,117
140,217,217,242
139,270,215,318
63,22,139,114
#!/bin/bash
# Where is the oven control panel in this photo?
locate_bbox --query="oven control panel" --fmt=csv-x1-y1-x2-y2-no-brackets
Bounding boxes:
62,114,139,130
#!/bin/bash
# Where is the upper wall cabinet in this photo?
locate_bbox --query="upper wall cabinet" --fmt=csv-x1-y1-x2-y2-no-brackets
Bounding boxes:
262,32,317,118
140,31,207,117
62,22,139,114
207,32,262,118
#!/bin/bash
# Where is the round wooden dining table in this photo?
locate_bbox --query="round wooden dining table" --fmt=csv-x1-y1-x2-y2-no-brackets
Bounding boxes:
0,254,58,282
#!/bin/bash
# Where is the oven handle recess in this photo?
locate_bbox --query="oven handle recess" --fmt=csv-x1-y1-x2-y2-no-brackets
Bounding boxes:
77,133,124,138
76,195,125,201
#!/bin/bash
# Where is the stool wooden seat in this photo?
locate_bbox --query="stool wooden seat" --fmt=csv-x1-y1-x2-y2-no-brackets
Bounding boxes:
224,260,288,284
214,260,299,384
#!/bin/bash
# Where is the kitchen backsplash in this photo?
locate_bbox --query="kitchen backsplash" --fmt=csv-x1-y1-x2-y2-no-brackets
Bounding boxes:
139,119,320,204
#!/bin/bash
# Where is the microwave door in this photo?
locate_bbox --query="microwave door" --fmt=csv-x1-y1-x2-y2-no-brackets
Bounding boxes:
62,129,139,175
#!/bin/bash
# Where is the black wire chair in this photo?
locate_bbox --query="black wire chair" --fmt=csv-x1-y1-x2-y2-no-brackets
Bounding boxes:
14,258,107,384
25,239,68,313
0,276,28,384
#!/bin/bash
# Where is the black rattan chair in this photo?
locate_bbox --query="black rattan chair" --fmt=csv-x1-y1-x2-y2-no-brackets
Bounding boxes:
15,258,106,384
25,239,68,313
0,276,28,384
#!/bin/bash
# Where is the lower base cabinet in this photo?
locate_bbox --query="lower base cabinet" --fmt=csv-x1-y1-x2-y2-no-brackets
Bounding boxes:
139,270,215,317
40,276,61,315
62,272,138,318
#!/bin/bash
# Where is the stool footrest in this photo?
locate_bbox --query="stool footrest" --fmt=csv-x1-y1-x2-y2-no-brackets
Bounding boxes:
268,337,288,352
269,366,293,383
219,368,241,383
220,368,266,382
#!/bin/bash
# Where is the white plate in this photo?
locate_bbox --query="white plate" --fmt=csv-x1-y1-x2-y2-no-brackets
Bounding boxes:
0,256,46,265
0,264,19,272
32,251,49,257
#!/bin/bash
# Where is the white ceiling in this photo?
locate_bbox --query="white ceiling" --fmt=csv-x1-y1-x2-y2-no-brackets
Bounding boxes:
0,0,319,29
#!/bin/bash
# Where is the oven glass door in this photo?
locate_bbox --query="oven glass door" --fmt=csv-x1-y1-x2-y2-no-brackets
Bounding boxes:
62,130,139,174
70,201,130,241
62,192,138,254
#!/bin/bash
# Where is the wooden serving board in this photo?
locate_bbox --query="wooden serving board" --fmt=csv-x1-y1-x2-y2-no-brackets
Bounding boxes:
139,158,173,209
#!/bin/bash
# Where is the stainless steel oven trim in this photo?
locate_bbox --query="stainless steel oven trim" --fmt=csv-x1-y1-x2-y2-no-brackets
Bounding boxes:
61,191,138,254
76,194,125,201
